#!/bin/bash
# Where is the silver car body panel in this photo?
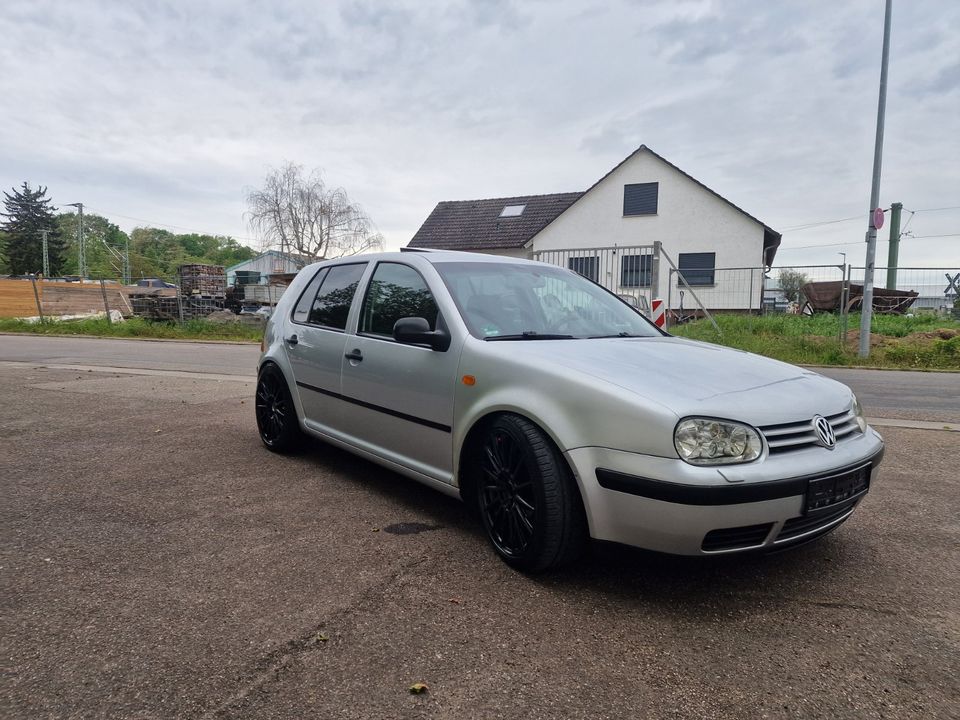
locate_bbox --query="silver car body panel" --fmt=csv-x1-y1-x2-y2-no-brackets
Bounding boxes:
260,251,884,556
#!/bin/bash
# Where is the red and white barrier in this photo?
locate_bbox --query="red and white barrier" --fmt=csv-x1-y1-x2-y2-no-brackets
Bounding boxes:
651,298,665,328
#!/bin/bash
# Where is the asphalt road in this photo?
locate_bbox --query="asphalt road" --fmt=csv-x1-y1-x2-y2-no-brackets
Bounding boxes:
1,334,958,421
2,335,959,719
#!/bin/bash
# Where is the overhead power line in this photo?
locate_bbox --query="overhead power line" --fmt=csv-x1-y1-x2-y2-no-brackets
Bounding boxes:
59,204,260,244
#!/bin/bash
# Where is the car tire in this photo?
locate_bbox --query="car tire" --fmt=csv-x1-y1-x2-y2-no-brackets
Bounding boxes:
255,364,304,453
475,414,587,572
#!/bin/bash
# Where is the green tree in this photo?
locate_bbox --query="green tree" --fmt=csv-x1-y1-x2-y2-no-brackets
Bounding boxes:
56,212,130,279
778,269,810,304
207,237,257,267
0,230,9,273
1,183,65,275
129,227,182,280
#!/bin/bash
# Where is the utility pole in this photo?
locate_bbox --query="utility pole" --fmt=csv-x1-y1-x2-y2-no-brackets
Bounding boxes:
858,0,893,358
124,234,131,285
885,202,903,289
64,202,85,278
40,229,50,277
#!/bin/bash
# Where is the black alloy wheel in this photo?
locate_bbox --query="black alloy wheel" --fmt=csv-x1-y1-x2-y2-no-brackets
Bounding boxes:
480,424,537,558
255,366,303,453
475,414,587,572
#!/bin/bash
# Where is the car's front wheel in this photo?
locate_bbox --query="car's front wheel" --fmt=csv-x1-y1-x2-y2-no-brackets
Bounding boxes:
255,365,304,453
475,414,587,572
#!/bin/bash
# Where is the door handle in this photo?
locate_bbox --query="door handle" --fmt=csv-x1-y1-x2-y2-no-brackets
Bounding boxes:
285,334,298,345
344,349,363,362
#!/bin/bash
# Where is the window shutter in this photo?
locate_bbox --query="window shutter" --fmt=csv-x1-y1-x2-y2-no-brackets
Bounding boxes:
623,183,659,216
677,252,716,286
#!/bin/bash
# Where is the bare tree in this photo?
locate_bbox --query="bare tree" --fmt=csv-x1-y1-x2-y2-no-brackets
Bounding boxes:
246,163,383,260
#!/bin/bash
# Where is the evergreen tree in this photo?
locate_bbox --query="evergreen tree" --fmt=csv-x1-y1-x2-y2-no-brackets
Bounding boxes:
1,183,65,275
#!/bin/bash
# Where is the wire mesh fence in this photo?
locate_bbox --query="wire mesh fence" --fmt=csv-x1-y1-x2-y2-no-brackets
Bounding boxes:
662,264,959,333
533,245,657,313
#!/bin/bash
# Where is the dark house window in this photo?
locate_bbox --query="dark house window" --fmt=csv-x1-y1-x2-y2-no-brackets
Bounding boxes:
620,254,651,287
677,252,715,286
623,182,658,216
568,256,598,282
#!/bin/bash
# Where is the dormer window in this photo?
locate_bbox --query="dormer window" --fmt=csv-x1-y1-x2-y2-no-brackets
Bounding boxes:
499,204,526,217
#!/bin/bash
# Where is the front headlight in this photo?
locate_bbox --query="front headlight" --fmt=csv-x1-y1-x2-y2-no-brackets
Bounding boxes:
852,394,867,433
674,418,763,465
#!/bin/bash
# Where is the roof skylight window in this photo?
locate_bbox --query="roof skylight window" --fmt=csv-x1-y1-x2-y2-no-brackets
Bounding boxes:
499,204,526,217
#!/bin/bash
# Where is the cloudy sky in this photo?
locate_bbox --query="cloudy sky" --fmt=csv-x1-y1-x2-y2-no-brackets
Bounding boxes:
3,0,958,268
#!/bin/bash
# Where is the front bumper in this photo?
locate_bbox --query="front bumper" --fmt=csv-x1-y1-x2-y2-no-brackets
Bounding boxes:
564,427,885,555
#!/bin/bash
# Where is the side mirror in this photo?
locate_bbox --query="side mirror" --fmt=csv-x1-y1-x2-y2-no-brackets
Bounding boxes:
393,316,451,351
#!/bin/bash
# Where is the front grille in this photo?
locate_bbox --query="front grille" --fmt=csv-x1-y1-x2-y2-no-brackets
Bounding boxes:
702,522,774,552
759,410,860,454
776,496,860,543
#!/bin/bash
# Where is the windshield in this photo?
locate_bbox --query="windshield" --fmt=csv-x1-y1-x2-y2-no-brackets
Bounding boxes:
432,261,662,340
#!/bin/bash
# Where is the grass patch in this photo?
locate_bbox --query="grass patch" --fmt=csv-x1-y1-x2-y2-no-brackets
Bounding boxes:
0,316,263,342
671,312,960,370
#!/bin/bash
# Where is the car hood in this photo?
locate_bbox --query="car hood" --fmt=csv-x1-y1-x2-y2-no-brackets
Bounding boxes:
496,336,851,425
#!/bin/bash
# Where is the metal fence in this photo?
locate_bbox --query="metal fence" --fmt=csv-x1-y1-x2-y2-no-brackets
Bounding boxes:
533,245,657,313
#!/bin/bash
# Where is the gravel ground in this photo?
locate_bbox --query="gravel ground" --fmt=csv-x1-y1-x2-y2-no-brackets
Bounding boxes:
2,365,958,719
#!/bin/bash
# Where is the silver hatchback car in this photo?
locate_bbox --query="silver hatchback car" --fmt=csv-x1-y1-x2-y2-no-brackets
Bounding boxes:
257,250,884,571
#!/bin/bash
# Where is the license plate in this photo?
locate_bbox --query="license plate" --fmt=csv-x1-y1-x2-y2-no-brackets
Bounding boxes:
805,464,871,513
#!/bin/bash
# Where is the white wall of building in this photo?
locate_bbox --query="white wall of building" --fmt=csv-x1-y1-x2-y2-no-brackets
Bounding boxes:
530,151,767,310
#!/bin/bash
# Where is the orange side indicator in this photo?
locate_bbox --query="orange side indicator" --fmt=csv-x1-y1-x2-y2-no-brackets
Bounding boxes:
462,375,477,386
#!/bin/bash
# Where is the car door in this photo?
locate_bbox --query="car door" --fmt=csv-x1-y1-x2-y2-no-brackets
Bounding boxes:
338,261,460,482
284,262,368,435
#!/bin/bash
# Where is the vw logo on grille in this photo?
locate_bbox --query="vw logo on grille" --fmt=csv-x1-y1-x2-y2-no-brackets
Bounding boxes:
812,415,837,449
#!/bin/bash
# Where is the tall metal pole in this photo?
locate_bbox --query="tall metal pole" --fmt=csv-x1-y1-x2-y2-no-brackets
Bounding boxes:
885,202,903,289
124,234,131,285
40,229,50,276
858,0,893,358
77,202,85,279
65,202,86,278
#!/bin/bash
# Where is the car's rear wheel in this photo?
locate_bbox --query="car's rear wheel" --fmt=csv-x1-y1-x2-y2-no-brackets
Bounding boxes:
475,414,587,572
255,365,304,453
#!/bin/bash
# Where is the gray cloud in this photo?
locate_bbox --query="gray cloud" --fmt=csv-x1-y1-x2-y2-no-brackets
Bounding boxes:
2,0,958,267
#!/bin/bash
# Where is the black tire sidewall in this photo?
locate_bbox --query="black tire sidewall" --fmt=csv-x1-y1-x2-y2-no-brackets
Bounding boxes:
477,414,579,572
256,365,301,453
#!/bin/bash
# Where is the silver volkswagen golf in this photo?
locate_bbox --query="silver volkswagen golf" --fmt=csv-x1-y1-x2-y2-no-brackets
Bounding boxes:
256,250,884,571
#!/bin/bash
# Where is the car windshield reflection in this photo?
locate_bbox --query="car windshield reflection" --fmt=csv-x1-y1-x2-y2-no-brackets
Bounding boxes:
432,261,661,340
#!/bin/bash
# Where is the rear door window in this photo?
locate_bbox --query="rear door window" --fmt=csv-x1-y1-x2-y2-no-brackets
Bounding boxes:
291,269,328,323
307,263,367,330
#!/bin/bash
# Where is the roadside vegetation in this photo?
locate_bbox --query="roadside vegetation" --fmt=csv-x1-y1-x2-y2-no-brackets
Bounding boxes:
0,316,262,342
3,311,959,369
671,312,960,370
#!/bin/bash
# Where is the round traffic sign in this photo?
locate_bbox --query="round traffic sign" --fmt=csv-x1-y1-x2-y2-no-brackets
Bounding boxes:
873,207,884,229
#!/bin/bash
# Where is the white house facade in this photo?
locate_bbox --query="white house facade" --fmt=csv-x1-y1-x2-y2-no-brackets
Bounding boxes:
408,146,781,312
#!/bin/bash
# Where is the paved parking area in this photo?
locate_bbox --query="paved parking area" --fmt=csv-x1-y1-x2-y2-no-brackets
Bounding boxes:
2,362,958,719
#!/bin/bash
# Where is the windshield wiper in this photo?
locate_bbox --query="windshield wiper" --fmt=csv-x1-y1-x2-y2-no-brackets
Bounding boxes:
484,331,575,341
587,332,645,338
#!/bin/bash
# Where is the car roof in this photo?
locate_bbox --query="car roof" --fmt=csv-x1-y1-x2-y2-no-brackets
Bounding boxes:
300,249,552,274
303,248,563,278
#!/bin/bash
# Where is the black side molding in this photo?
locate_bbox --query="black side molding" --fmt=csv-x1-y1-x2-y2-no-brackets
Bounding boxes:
595,469,809,505
595,448,883,505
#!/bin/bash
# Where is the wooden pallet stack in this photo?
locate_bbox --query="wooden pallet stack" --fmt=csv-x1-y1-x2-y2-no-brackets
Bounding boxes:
178,264,226,297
